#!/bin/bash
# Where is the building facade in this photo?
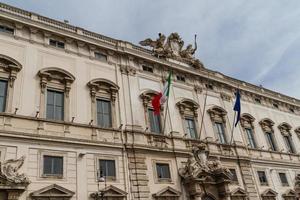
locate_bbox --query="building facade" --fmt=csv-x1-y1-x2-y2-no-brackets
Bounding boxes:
0,3,300,200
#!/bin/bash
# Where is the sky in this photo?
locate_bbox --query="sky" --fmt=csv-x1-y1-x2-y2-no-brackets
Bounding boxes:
1,0,300,98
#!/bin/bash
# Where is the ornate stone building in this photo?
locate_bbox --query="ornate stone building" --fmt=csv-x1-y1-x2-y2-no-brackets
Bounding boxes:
0,2,299,200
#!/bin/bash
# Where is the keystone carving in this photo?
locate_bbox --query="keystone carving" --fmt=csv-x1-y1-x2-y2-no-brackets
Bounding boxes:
139,32,204,69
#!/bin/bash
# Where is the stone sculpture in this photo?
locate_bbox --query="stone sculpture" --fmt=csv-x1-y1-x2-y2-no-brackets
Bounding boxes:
139,32,204,69
0,156,30,184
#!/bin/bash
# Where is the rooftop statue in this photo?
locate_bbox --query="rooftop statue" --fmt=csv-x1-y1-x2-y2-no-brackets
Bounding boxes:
139,32,204,69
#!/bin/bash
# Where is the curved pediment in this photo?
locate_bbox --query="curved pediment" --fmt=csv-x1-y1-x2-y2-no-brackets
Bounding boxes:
88,78,119,91
207,105,227,116
38,67,75,83
0,54,22,72
30,184,74,199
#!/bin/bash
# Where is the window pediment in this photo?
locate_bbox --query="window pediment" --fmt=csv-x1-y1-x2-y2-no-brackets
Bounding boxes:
90,185,127,199
240,113,255,127
153,186,181,198
294,127,300,137
259,118,275,132
282,189,296,198
140,90,159,107
87,78,119,101
261,188,277,197
30,184,74,199
38,67,75,96
231,187,247,197
278,122,292,135
207,105,227,122
0,54,22,87
176,98,199,116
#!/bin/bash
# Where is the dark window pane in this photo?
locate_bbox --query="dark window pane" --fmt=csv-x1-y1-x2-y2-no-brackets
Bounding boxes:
95,52,107,61
283,135,295,153
0,25,14,34
46,90,64,120
265,132,277,151
43,155,63,176
257,171,268,185
148,108,161,133
185,118,197,139
279,173,289,186
49,39,65,49
97,99,112,127
142,65,153,73
245,128,256,148
99,159,116,178
0,80,7,112
156,163,171,179
215,122,227,144
229,169,238,182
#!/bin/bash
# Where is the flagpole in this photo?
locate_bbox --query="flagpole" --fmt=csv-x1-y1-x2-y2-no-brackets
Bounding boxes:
162,94,170,134
229,111,236,145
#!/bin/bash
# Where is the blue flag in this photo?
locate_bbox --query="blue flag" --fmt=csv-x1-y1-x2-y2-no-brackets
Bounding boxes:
233,90,241,127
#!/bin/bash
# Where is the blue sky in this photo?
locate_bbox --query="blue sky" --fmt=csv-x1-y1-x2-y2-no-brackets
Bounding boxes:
2,0,300,98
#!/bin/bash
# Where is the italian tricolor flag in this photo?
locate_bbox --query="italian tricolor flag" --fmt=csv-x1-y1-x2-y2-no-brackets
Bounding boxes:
152,72,172,115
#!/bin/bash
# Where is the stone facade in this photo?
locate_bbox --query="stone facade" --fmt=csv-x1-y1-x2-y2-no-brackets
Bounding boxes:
0,2,299,200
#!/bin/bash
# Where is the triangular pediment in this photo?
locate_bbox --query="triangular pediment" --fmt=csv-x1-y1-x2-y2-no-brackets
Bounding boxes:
231,187,247,197
153,186,181,197
102,185,127,197
261,189,277,197
31,184,74,198
282,189,296,197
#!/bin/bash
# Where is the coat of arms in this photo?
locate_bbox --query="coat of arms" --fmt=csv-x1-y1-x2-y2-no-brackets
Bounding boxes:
139,32,203,69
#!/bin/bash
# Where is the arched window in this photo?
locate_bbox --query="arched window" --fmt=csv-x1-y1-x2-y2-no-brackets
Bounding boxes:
0,54,22,113
38,67,75,121
176,98,199,139
140,90,164,134
87,78,119,128
278,123,295,153
240,113,257,148
207,106,228,144
259,118,277,151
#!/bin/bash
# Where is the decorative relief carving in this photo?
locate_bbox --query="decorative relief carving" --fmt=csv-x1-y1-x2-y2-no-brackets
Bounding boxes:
278,122,292,136
139,32,204,69
0,156,30,184
179,144,232,181
207,106,227,123
119,64,136,76
259,118,275,133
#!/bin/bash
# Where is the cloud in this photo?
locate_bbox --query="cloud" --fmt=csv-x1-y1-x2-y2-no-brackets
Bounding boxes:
2,0,300,98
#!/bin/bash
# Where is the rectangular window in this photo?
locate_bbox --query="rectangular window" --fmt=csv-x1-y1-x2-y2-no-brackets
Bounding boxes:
43,155,63,176
0,25,14,34
283,135,295,153
46,90,64,120
229,169,238,183
257,171,268,185
215,122,227,144
142,65,153,73
148,108,161,133
265,132,277,151
176,75,185,82
97,99,112,128
94,52,107,61
279,173,289,186
0,80,8,112
245,128,256,148
49,39,65,49
99,159,116,179
156,163,171,180
185,118,197,139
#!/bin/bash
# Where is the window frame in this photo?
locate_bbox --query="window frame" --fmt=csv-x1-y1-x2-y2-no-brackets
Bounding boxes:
176,99,199,139
208,106,228,144
42,155,64,177
278,172,289,187
98,159,116,181
96,98,112,128
0,24,14,35
185,117,197,139
94,51,108,62
95,155,118,182
245,128,257,148
148,107,162,134
49,38,65,49
229,168,239,184
0,79,8,113
46,89,65,121
152,160,173,183
265,132,277,151
38,67,75,122
257,170,268,186
87,79,119,128
39,151,67,179
259,119,278,152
